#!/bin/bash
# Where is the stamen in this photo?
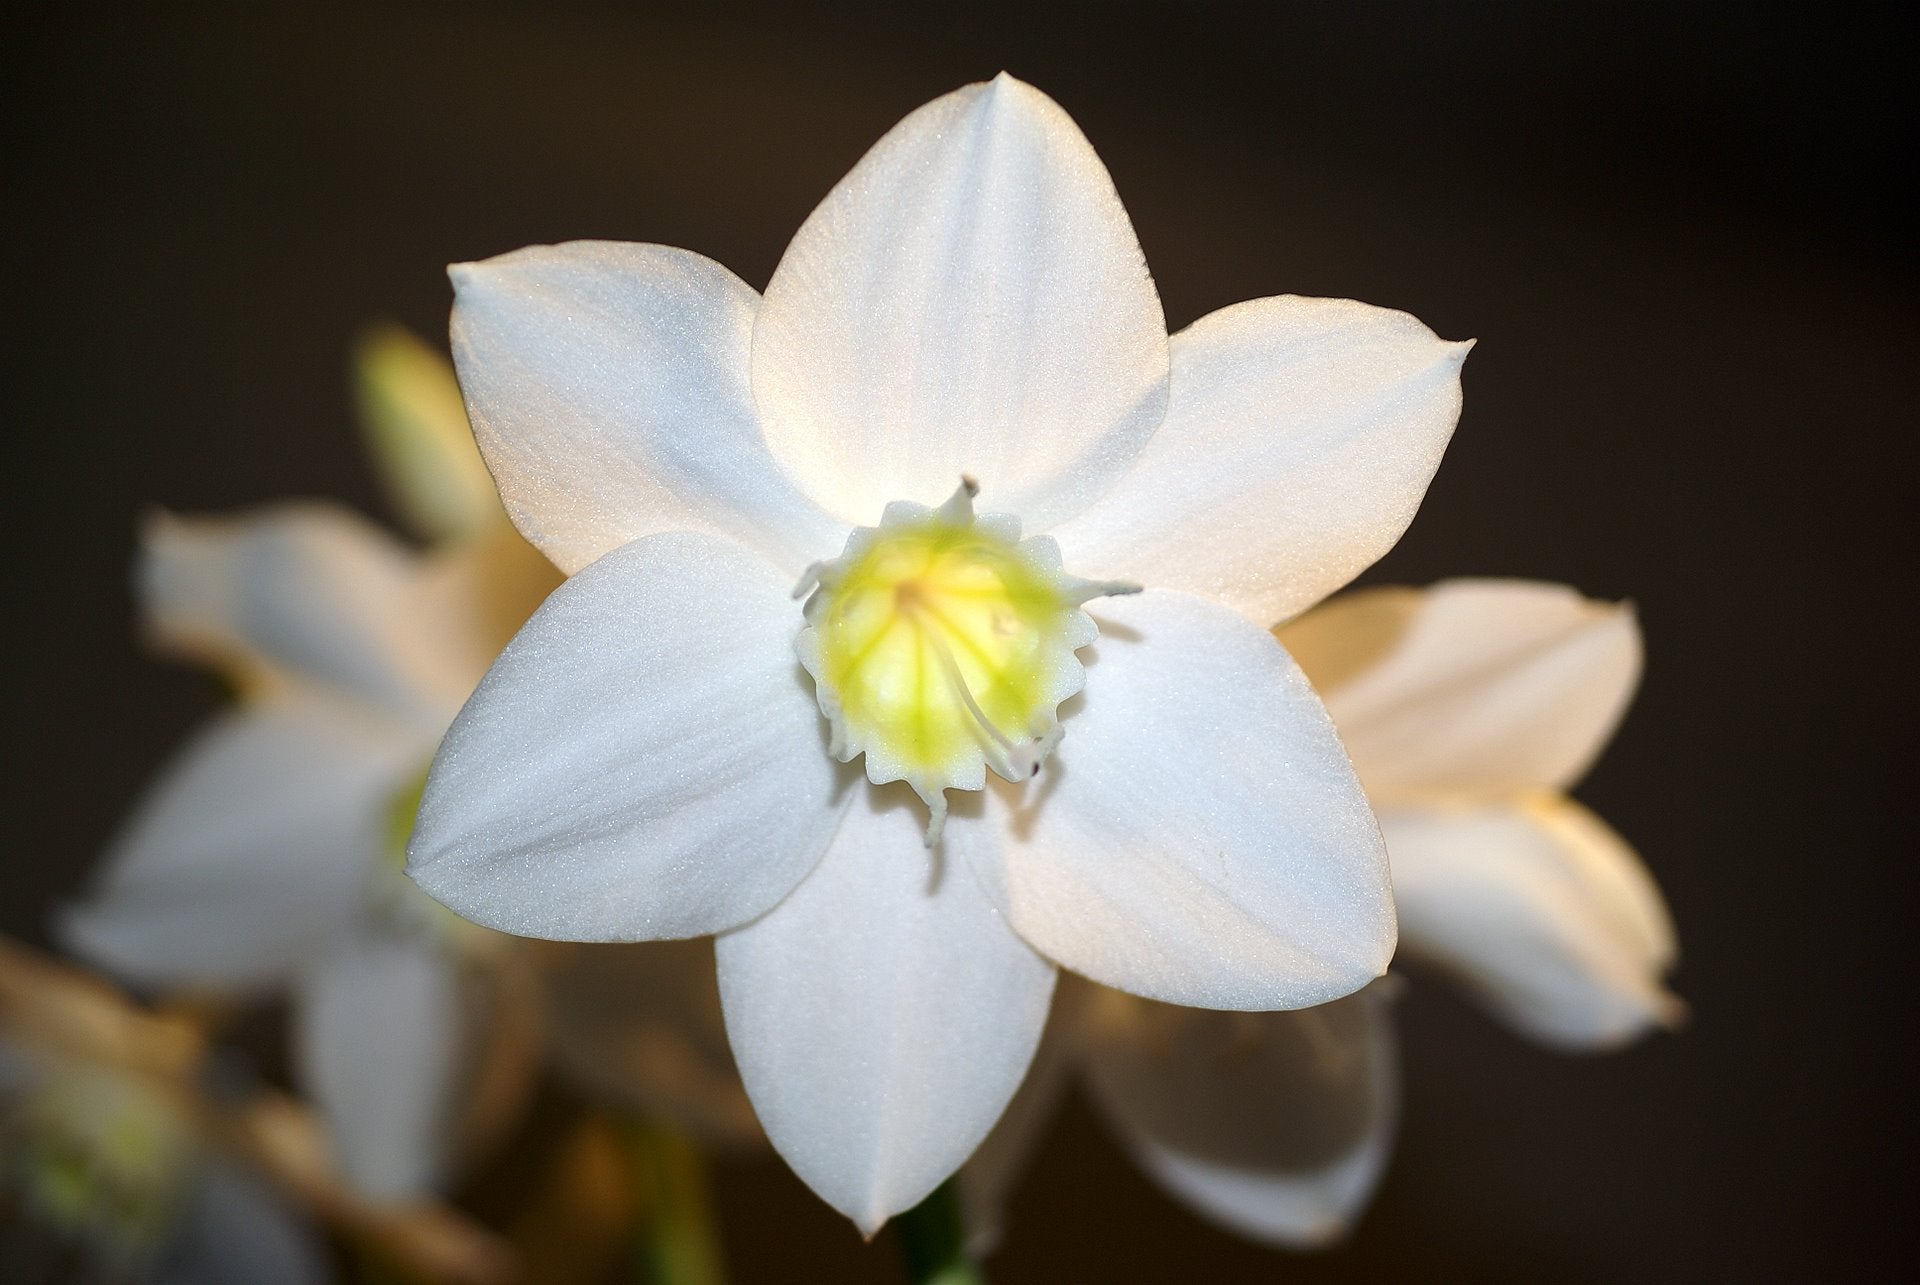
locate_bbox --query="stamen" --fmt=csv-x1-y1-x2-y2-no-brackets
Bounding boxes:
919,625,1035,777
933,475,981,525
1063,575,1142,606
892,571,1057,789
792,560,828,600
923,791,949,847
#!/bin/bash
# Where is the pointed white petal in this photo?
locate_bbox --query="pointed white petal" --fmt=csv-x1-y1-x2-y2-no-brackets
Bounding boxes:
1384,796,1683,1049
716,786,1056,1234
1084,986,1399,1247
352,324,502,546
293,931,463,1199
408,532,843,941
1052,296,1468,623
540,940,761,1146
140,504,475,727
753,74,1169,531
1281,579,1644,799
449,242,843,576
61,690,417,989
950,589,1394,1010
156,1160,329,1285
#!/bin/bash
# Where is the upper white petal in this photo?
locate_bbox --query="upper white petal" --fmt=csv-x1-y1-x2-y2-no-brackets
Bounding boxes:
1083,985,1399,1247
1280,578,1643,799
539,940,761,1146
949,588,1395,1011
752,73,1169,531
1384,796,1683,1049
408,532,843,941
449,241,844,576
293,931,463,1199
60,688,418,989
140,505,478,727
1054,296,1468,623
716,785,1057,1235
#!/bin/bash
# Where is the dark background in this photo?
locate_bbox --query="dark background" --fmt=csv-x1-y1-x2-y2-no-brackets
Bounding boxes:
6,3,1911,1280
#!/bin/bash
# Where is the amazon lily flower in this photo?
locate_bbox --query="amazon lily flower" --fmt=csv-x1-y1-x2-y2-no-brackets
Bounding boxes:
61,330,556,1202
407,74,1470,1231
0,939,328,1283
1057,580,1682,1247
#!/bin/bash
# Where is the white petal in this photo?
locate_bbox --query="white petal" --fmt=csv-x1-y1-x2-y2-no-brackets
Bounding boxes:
449,241,843,576
156,1160,330,1285
1384,796,1683,1049
60,690,417,989
950,589,1394,1010
1084,986,1399,1248
753,74,1169,531
539,940,761,1146
716,785,1056,1235
140,504,475,727
1053,296,1468,623
1280,579,1643,800
293,931,463,1199
408,532,843,941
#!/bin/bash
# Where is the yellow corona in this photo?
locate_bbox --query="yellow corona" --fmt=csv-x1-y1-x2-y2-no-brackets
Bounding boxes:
795,480,1136,842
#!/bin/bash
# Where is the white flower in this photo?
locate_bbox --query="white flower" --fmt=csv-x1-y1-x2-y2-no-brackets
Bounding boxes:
407,74,1469,1232
61,331,555,1201
0,940,329,1284
1047,580,1682,1247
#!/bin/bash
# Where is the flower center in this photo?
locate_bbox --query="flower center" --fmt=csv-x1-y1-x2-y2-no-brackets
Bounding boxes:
795,479,1135,842
6,1065,193,1255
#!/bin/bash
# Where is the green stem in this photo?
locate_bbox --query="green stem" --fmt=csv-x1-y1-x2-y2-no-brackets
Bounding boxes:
625,1120,728,1285
892,1179,986,1285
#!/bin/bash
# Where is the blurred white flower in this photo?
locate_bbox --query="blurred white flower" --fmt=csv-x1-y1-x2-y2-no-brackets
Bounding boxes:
61,330,555,1202
1034,580,1682,1248
408,73,1469,1232
0,940,328,1284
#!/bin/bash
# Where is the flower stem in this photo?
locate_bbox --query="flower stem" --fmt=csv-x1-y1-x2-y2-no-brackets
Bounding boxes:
892,1179,985,1285
625,1119,727,1285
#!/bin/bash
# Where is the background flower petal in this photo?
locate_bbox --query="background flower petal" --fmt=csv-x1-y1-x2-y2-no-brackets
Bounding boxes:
715,785,1056,1236
351,323,502,548
140,504,477,728
155,1160,331,1285
957,982,1086,1256
60,689,415,990
1383,796,1683,1049
1083,985,1399,1247
538,940,761,1147
951,588,1395,1010
450,241,843,577
752,73,1169,532
408,532,843,941
1054,295,1468,623
293,930,463,1199
1280,579,1643,800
